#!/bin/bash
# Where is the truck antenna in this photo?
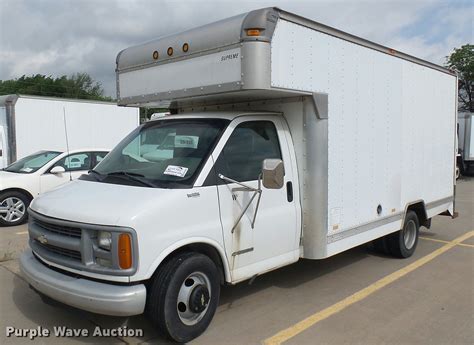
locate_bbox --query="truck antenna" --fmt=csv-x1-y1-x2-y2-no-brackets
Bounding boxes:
63,107,72,181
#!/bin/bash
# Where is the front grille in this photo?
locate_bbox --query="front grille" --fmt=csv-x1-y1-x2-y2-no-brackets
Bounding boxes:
28,210,137,276
33,218,82,238
34,241,82,261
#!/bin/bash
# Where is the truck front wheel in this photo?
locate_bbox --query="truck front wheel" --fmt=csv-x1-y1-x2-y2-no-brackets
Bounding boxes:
147,252,220,343
387,211,420,258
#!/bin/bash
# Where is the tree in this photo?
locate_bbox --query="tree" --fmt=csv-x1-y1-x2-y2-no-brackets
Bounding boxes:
446,44,474,112
0,73,113,102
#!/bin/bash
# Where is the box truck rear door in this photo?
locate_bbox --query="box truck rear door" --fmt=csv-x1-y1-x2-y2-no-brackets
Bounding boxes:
211,116,299,282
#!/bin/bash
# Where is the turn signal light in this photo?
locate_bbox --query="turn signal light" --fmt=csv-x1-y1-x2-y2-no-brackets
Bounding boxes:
118,233,132,269
246,29,261,36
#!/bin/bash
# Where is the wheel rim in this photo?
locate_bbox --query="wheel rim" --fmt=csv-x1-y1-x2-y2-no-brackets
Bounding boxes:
177,271,211,326
0,197,25,223
403,220,417,249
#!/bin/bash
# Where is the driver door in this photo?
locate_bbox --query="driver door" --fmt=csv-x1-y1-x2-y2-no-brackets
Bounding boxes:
210,116,300,282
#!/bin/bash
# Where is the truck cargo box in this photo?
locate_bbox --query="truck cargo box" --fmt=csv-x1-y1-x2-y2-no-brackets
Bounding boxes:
116,7,457,259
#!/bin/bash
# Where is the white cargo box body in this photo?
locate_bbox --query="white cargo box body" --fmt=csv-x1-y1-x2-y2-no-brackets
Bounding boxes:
0,95,140,167
116,8,457,259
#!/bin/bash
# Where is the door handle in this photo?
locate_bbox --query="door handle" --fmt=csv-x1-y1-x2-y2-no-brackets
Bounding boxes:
286,181,293,202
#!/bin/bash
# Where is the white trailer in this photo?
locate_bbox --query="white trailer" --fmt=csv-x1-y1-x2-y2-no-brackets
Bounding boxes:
21,8,457,342
0,95,140,168
458,112,474,175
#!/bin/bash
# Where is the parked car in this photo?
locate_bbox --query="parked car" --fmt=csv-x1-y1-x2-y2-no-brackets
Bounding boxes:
0,149,109,226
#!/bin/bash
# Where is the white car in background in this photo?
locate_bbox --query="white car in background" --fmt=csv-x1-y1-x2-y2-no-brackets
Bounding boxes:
0,149,109,226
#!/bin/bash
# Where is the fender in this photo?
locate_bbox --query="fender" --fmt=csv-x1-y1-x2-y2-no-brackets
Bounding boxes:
0,188,34,201
143,237,232,282
402,199,428,228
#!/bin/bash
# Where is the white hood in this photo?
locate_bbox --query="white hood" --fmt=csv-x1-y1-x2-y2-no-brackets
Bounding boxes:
30,179,183,226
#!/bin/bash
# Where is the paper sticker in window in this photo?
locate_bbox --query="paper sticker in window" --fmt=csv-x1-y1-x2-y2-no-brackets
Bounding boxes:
164,165,189,178
69,161,82,168
175,136,199,149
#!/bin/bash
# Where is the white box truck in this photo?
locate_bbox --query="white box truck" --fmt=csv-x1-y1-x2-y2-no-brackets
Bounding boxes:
20,8,457,342
0,95,140,168
457,112,474,175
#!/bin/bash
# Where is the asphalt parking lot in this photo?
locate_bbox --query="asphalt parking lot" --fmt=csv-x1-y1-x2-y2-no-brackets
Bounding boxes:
0,178,473,345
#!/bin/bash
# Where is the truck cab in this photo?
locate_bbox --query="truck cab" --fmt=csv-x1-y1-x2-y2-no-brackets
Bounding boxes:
21,111,301,341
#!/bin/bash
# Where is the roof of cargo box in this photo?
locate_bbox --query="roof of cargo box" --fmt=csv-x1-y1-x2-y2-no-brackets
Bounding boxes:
116,7,454,75
0,94,119,106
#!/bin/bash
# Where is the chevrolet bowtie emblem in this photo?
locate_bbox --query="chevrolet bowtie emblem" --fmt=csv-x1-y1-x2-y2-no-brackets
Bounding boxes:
37,235,48,244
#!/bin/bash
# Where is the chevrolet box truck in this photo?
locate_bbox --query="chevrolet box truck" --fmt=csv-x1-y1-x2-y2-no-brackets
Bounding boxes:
20,8,457,342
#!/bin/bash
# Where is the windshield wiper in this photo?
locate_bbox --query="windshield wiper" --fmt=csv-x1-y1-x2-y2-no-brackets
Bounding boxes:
106,171,157,187
87,169,103,181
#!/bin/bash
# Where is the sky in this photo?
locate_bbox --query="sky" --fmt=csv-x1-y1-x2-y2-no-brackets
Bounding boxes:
0,0,472,97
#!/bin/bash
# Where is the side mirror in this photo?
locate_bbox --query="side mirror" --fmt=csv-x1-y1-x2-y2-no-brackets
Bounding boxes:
262,159,284,189
50,166,66,174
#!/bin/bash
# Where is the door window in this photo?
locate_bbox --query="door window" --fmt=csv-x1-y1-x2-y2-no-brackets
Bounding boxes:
214,121,282,183
53,153,92,172
92,151,108,168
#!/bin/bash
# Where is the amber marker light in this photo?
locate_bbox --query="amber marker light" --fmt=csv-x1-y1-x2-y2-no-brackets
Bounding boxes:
246,29,261,36
118,233,132,269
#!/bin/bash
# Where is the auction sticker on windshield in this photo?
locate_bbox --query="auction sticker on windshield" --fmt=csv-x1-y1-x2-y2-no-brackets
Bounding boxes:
164,165,188,177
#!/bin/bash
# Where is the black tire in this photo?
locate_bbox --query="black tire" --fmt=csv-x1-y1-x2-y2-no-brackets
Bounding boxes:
387,211,419,258
372,236,390,255
146,252,220,343
0,191,31,227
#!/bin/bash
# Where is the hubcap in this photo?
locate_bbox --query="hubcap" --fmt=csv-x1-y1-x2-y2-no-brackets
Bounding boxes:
403,220,417,249
177,272,211,326
0,197,25,223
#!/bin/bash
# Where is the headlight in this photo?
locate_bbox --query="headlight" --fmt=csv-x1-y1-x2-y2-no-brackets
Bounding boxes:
98,231,112,250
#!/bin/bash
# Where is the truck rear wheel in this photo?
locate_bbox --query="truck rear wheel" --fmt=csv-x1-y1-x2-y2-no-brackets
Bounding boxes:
387,211,419,258
147,252,220,343
0,191,31,227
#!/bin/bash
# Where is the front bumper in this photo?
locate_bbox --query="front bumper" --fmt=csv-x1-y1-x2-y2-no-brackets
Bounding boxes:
20,249,146,316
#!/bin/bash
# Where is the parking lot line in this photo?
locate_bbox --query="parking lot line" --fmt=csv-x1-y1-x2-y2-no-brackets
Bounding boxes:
15,231,28,235
263,230,474,345
420,236,474,248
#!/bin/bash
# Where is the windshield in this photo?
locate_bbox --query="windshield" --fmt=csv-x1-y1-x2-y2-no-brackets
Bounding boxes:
4,151,62,174
92,118,229,188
